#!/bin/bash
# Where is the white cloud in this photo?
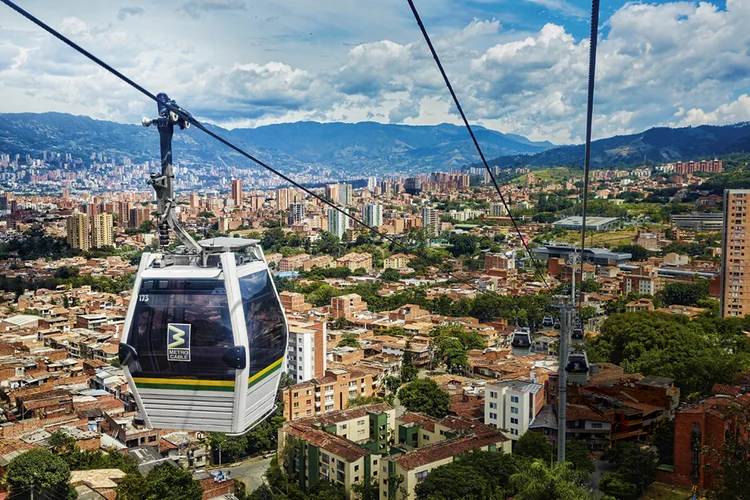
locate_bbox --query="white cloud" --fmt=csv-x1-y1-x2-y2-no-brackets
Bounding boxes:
524,0,588,18
2,0,750,146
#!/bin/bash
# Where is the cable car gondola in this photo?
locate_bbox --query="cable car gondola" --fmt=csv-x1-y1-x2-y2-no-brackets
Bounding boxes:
511,327,532,355
542,316,554,328
565,351,590,385
571,327,584,344
118,96,288,434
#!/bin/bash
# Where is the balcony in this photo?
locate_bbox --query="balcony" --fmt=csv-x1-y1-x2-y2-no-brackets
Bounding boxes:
325,390,334,397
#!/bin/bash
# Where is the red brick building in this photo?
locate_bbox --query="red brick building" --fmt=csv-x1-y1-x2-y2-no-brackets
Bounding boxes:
672,385,750,490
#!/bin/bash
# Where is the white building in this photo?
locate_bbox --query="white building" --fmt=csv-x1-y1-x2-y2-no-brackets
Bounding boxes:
362,203,383,228
421,207,440,234
287,322,327,383
367,176,377,192
485,380,544,440
328,208,350,239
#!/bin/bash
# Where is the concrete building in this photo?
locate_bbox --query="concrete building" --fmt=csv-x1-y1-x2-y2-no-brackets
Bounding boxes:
328,208,350,239
484,380,544,440
339,183,353,206
421,207,440,235
672,213,723,231
231,178,243,207
287,320,327,383
381,413,511,500
331,294,368,319
362,203,383,228
532,244,632,266
367,177,377,192
280,369,377,421
278,404,395,497
552,216,619,231
325,184,340,204
288,202,306,225
67,213,114,251
721,189,750,317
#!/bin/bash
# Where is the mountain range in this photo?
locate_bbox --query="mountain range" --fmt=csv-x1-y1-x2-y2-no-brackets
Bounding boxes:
2,113,750,179
484,122,750,169
0,113,551,178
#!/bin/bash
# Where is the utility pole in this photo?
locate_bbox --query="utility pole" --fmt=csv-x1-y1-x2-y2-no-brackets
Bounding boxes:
557,252,578,462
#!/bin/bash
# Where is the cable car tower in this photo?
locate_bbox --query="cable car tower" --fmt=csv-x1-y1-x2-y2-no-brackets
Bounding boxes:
117,94,288,434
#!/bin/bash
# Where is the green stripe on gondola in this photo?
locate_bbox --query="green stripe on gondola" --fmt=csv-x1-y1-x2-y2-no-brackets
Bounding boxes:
248,358,283,388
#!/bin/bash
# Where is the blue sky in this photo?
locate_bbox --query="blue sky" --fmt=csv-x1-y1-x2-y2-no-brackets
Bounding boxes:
0,0,746,144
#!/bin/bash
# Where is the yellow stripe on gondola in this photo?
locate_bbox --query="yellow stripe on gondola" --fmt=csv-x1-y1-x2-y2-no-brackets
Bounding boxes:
248,358,283,387
133,377,235,388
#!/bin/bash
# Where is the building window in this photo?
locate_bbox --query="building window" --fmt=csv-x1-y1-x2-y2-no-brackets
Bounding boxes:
293,402,299,408
510,396,519,403
354,464,359,472
511,407,519,414
416,471,428,483
591,423,602,429
489,391,497,398
423,434,430,441
322,453,329,463
489,402,497,409
510,418,518,425
511,429,519,436
489,412,497,420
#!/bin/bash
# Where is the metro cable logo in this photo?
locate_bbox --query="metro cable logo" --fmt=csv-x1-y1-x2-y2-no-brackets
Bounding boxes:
167,323,191,362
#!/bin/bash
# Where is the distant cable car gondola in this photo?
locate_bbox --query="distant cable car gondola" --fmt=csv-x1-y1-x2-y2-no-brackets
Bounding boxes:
118,95,288,434
511,327,532,354
565,350,590,385
542,316,554,328
571,327,584,343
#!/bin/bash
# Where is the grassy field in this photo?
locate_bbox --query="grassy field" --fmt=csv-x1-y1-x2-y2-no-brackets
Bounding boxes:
513,167,581,184
641,482,696,500
555,229,638,247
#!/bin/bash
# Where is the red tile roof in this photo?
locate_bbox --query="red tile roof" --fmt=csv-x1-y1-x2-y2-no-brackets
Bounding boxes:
283,423,371,462
393,431,508,471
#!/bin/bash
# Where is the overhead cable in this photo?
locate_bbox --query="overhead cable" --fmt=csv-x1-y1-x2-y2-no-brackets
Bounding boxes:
405,0,554,293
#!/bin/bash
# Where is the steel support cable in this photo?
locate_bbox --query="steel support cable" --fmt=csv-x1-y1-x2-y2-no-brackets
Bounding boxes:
406,0,554,294
1,0,484,291
577,0,601,309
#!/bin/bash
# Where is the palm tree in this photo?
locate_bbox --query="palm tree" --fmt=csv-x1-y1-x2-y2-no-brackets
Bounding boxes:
509,460,592,500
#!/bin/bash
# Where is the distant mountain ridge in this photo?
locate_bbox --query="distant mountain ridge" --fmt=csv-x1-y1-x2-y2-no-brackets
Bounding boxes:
484,122,750,169
0,113,551,177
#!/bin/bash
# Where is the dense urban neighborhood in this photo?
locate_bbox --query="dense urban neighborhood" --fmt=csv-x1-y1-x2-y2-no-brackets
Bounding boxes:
0,147,749,500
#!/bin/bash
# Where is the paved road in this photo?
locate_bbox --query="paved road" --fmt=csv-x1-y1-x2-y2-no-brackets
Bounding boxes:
590,458,615,499
225,456,273,493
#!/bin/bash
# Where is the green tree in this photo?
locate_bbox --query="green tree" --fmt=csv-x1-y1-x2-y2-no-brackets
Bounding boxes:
47,430,76,455
652,422,674,465
565,442,594,473
384,376,402,394
447,234,479,258
380,268,401,282
400,342,418,383
613,244,650,262
261,227,285,251
331,316,351,330
398,378,450,418
514,431,555,462
598,473,638,500
337,333,360,349
656,279,710,306
351,476,380,500
509,460,592,500
3,449,76,500
435,336,469,373
207,433,248,464
603,443,657,496
313,231,343,257
414,464,490,499
247,483,275,500
709,419,750,500
117,463,203,500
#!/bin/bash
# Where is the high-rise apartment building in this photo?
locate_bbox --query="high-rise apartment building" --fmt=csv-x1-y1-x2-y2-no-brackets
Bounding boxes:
366,176,377,192
276,187,290,212
421,207,440,234
231,179,243,207
91,213,114,249
67,213,90,251
362,203,383,228
721,189,750,317
67,213,114,251
286,320,327,383
325,184,339,204
328,208,349,239
288,202,306,225
404,177,422,195
338,183,353,206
